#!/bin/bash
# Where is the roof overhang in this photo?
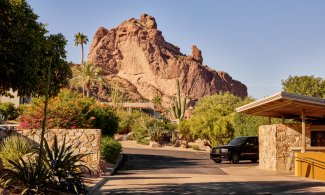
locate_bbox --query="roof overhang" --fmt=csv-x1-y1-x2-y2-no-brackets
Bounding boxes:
236,92,325,119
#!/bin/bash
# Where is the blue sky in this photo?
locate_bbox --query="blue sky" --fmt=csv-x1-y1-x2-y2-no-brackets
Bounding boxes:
27,0,325,99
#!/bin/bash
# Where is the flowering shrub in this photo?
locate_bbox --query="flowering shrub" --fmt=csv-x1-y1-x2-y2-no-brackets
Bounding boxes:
19,89,118,132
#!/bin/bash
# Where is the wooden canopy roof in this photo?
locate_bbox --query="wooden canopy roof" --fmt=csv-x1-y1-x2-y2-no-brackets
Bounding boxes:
236,92,325,119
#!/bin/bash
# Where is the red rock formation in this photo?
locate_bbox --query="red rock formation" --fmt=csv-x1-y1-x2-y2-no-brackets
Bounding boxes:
88,14,247,106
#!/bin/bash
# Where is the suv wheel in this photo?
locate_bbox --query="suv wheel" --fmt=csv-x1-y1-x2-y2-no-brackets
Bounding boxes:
214,159,222,163
230,153,240,164
251,159,258,163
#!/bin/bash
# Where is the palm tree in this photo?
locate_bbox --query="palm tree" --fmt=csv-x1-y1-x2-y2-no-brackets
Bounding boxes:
70,63,105,97
74,32,88,64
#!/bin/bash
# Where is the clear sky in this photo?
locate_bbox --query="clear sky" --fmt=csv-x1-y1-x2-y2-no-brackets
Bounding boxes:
27,0,325,99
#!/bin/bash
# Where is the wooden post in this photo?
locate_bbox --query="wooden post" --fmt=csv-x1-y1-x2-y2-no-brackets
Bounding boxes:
282,116,285,124
302,110,306,153
268,117,271,125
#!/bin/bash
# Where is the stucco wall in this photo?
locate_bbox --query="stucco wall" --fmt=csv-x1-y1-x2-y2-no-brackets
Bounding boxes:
16,128,101,175
259,124,311,171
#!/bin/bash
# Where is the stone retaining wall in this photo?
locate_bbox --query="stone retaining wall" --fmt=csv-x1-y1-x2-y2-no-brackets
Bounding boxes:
16,128,101,175
259,124,311,171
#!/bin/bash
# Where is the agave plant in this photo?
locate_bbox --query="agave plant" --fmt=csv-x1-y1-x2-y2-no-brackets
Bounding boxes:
0,157,55,195
43,135,90,194
0,135,91,194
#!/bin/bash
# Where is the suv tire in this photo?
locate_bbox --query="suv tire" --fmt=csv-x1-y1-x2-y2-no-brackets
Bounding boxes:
230,153,240,164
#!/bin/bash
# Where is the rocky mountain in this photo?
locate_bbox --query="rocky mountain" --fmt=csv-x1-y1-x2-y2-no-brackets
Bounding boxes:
88,14,247,106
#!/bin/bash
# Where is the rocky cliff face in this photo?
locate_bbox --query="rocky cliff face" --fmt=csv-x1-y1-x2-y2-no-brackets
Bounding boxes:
88,14,247,105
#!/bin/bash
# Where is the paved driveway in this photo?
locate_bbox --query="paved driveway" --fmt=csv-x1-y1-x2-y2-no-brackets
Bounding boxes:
96,147,325,194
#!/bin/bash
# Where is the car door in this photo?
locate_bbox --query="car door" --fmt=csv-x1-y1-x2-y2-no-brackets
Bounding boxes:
252,137,259,159
243,137,255,159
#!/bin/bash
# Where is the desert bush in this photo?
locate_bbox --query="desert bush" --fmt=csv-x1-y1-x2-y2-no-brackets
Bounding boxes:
191,145,200,150
0,102,19,121
116,110,142,134
177,120,193,142
136,137,150,145
132,116,168,144
147,124,163,143
89,106,119,136
0,135,36,169
101,136,122,164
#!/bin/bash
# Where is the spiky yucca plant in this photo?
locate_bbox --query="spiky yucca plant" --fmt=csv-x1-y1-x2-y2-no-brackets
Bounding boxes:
0,157,55,195
43,135,90,194
0,135,90,194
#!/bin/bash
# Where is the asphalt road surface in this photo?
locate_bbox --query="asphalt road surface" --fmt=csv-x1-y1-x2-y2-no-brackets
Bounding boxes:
98,148,325,194
119,148,257,175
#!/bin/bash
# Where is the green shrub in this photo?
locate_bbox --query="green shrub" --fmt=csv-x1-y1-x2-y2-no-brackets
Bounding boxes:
191,145,200,150
101,136,122,164
116,110,142,134
0,135,36,169
136,137,150,145
147,123,164,143
132,116,167,144
89,107,119,136
0,102,19,121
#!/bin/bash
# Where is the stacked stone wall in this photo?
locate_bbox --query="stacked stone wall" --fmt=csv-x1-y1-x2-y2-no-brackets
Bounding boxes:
259,124,311,171
259,125,277,170
16,129,101,175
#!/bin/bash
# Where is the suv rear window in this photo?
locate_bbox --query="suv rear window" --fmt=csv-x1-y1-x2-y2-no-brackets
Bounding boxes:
228,137,247,146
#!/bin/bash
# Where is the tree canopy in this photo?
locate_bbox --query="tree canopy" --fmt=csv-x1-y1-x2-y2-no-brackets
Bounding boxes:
70,62,105,97
178,93,268,146
282,75,325,98
0,0,71,97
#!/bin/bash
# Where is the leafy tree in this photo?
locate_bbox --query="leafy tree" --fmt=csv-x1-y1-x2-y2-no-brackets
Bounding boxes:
70,62,105,97
0,0,71,97
233,97,269,137
74,32,88,64
39,34,72,97
186,93,241,146
282,75,325,98
181,93,269,146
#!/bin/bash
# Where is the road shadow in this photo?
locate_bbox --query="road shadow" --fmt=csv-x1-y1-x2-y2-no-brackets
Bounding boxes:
100,180,325,194
121,153,204,171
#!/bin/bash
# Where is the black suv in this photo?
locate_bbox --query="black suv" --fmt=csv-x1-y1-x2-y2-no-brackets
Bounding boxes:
210,136,258,164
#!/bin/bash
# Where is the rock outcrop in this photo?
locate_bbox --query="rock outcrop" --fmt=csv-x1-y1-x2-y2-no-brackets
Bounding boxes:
88,14,247,106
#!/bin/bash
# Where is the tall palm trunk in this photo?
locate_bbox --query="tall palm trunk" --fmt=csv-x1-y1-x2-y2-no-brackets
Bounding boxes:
81,43,84,64
86,83,90,97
